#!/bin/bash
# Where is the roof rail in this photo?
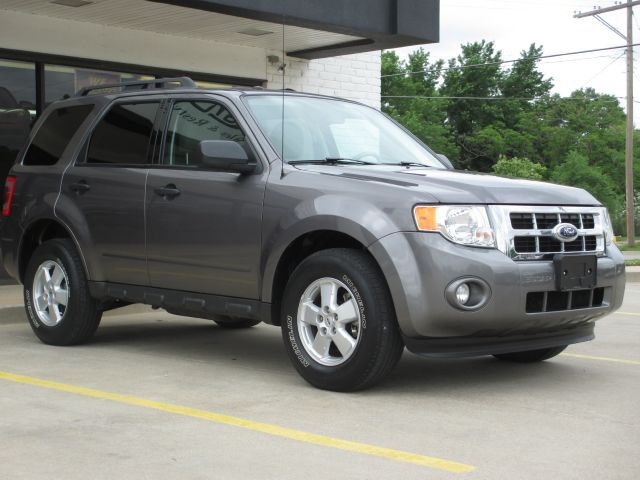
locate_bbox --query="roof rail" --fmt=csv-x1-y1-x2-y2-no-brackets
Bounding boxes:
75,76,197,97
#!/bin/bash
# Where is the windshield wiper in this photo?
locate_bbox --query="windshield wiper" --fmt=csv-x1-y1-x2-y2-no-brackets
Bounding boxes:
288,157,376,166
378,161,432,168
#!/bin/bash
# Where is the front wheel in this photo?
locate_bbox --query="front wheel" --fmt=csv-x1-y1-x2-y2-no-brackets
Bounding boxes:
281,248,404,391
493,346,567,363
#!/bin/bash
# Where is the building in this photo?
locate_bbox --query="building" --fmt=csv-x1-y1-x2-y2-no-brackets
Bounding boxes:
0,0,440,285
0,0,439,187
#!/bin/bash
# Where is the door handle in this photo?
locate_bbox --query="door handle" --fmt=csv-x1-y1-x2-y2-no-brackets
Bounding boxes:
69,181,90,194
154,184,181,199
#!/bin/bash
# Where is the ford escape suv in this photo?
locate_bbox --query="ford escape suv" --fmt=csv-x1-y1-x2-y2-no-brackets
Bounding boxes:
1,77,626,391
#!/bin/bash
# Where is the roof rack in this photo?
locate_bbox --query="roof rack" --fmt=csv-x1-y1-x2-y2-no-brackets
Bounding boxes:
75,76,197,97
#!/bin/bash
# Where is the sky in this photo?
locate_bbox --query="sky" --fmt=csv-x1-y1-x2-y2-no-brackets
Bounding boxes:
394,0,639,122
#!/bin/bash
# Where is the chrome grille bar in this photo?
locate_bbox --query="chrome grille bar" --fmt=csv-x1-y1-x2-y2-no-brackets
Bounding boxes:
488,206,606,261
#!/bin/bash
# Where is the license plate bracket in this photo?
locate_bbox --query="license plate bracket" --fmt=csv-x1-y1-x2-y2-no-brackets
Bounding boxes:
553,254,597,291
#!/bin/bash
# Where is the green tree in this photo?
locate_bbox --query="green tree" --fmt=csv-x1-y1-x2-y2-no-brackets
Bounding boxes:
380,42,634,233
440,41,503,151
492,155,546,180
381,49,457,162
551,151,622,223
500,44,553,129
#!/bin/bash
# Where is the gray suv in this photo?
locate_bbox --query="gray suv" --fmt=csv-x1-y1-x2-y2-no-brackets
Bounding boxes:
0,77,626,391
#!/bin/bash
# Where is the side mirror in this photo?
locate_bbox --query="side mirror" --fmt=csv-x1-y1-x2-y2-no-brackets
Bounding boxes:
196,140,256,174
437,153,455,170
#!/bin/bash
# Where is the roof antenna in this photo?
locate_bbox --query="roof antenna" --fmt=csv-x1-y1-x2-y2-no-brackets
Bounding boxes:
280,13,286,178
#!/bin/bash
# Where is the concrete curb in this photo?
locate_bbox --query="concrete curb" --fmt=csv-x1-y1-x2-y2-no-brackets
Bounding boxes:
0,306,27,325
627,266,640,283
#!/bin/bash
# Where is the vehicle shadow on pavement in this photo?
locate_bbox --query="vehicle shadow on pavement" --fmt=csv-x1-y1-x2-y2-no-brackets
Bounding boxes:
376,352,583,395
86,313,586,394
91,315,291,371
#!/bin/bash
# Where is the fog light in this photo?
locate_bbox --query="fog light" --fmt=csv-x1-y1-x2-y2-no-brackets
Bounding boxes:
455,283,470,305
445,277,491,311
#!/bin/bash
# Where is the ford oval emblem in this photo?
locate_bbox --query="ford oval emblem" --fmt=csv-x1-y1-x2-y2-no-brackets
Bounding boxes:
552,223,579,242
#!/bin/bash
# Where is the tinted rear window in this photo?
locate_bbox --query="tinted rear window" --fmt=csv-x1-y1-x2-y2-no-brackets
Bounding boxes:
23,105,93,166
87,102,159,165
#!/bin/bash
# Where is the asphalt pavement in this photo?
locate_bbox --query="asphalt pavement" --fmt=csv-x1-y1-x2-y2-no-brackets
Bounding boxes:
0,284,638,480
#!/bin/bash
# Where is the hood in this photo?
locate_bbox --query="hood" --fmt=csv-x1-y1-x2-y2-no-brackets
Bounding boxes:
292,165,600,206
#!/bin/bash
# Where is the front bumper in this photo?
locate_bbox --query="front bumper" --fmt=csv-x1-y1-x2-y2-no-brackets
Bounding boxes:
369,232,625,352
403,322,595,357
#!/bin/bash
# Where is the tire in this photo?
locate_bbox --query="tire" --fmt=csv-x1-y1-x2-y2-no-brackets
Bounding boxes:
281,248,404,392
493,346,567,363
23,239,102,346
214,318,261,329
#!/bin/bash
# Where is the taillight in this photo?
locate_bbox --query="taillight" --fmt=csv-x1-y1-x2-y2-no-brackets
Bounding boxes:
2,176,16,217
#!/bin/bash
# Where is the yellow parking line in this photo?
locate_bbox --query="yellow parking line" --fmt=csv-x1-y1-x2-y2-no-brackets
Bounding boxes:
617,311,640,317
0,371,475,474
561,353,640,366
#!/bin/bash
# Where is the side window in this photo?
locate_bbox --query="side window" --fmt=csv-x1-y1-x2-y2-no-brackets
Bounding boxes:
163,101,245,167
23,105,93,166
87,102,159,165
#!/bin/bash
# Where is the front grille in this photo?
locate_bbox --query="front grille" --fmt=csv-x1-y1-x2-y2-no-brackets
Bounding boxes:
582,214,595,229
513,236,536,253
535,213,559,229
510,212,596,230
506,209,604,259
584,236,597,250
514,235,598,254
510,213,534,229
526,287,605,313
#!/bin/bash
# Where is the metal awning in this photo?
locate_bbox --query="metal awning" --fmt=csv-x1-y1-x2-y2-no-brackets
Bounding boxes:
0,0,439,59
154,0,440,58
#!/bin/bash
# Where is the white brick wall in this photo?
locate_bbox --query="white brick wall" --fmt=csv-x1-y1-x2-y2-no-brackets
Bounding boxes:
265,51,381,109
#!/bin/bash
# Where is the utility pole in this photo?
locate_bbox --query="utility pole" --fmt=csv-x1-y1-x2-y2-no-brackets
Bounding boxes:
576,1,639,246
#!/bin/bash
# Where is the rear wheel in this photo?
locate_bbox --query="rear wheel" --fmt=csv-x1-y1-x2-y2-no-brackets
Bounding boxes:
493,346,567,363
24,239,102,346
281,248,404,391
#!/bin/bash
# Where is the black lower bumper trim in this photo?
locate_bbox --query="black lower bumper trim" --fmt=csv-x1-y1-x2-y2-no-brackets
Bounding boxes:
403,322,595,357
88,281,272,324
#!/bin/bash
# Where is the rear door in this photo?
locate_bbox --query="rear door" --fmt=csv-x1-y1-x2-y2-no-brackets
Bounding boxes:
145,96,267,298
59,98,162,285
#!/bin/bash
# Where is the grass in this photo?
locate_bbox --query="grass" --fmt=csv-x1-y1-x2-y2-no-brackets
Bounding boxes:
625,259,640,267
615,237,640,251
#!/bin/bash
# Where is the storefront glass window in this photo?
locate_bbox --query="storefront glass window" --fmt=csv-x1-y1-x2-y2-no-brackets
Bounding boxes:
0,61,236,187
0,59,35,185
195,80,230,89
45,65,154,104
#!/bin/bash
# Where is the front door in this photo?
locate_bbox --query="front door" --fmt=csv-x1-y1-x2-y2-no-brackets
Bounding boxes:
145,97,267,298
60,99,161,285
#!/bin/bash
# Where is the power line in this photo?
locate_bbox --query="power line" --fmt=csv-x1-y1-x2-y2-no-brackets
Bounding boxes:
381,95,623,102
539,52,626,64
449,0,599,5
381,42,640,79
448,0,600,10
581,51,626,88
575,0,636,247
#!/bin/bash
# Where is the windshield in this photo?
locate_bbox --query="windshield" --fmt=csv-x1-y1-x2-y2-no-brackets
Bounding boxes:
244,95,445,168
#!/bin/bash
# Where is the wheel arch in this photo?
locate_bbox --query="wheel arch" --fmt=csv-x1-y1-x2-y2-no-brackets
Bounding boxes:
264,228,390,326
18,217,89,284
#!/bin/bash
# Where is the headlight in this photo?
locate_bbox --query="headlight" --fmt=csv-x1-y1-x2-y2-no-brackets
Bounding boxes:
600,207,614,246
413,205,496,248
